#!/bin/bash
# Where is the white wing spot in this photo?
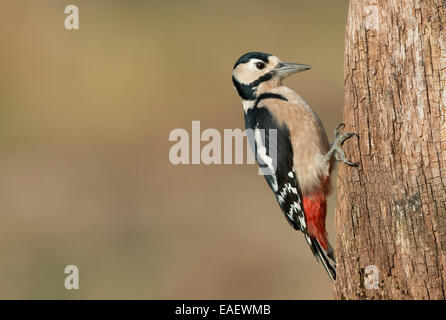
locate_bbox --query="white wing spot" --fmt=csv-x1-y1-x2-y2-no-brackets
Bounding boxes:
254,128,278,191
298,215,306,228
277,183,300,203
287,202,305,224
287,202,298,219
305,234,312,245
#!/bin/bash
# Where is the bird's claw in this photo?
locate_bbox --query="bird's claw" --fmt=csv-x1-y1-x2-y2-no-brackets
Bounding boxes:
334,123,345,138
329,123,359,167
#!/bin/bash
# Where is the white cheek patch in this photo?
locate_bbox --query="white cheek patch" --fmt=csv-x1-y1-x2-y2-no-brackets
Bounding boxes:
254,128,278,191
233,58,272,85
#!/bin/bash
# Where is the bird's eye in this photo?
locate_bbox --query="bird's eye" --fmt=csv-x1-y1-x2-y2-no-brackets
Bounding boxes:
255,62,265,70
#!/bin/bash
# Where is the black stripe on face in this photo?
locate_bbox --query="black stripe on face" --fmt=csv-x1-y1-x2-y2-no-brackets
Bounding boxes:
232,76,256,100
232,72,273,101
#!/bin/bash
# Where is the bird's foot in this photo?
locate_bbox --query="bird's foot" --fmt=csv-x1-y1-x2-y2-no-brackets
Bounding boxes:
326,123,359,167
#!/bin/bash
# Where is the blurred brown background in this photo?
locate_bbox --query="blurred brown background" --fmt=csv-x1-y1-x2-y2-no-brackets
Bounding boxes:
0,0,348,299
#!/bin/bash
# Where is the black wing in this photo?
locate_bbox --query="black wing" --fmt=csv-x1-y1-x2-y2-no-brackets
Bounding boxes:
245,106,337,281
245,107,307,232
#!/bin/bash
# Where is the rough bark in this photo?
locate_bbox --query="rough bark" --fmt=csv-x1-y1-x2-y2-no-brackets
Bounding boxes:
334,0,446,299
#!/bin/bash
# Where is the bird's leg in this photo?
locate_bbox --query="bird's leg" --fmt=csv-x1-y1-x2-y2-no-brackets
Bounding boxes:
325,123,359,167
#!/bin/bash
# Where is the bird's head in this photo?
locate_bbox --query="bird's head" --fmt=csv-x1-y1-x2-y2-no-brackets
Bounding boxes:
232,52,311,102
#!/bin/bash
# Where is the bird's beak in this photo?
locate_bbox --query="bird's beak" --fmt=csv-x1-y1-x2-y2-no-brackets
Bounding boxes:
274,62,311,78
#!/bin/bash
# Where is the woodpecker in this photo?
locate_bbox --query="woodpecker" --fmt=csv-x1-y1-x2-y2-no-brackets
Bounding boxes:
232,52,358,281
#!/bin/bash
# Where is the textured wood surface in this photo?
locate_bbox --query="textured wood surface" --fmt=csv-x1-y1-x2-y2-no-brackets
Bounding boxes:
335,0,446,299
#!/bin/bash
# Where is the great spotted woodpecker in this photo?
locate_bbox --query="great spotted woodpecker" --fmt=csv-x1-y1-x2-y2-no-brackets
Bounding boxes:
232,52,358,281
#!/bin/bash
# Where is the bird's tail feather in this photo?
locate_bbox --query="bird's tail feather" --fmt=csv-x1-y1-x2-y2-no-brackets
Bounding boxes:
305,235,337,282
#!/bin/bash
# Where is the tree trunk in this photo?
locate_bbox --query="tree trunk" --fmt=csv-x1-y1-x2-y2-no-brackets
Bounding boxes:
334,0,446,299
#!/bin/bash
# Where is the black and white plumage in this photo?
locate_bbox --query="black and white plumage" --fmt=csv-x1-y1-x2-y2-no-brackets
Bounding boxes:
232,52,359,282
244,96,306,232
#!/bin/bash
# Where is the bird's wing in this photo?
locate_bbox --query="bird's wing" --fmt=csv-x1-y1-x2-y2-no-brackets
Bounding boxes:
245,106,307,232
245,103,337,281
